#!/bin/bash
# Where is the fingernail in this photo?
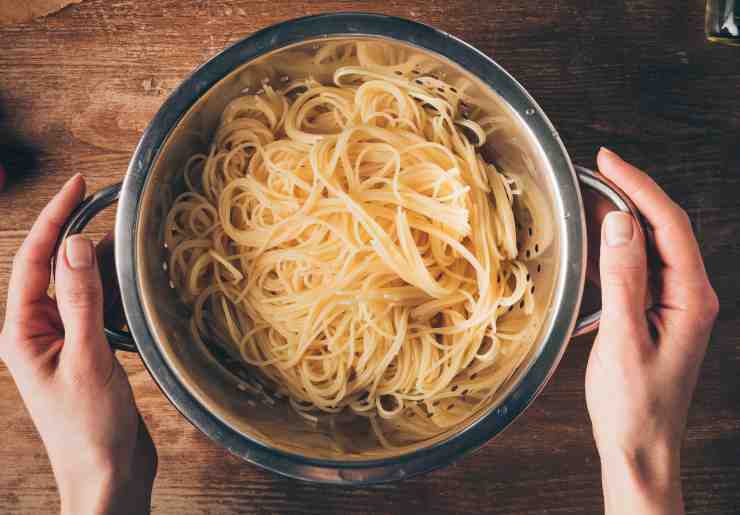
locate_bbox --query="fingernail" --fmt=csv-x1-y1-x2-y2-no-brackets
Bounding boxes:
604,212,634,247
63,173,83,189
66,235,93,269
599,147,620,160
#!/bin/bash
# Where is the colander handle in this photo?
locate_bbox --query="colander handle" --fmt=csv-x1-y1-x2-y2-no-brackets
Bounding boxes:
52,182,136,352
573,166,645,336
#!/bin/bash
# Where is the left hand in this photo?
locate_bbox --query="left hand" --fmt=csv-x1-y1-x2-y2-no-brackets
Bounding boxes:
585,148,719,515
0,174,157,515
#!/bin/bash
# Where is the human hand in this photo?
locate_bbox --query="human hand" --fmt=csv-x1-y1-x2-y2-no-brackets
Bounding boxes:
586,148,719,515
0,174,157,515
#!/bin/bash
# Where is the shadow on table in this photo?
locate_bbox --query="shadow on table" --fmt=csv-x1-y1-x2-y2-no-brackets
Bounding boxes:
0,91,41,191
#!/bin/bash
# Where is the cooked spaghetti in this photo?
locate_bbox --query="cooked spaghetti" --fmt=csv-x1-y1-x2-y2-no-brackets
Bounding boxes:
165,50,539,445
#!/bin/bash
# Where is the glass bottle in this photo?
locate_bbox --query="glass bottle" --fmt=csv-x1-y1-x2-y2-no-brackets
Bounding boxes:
706,0,740,46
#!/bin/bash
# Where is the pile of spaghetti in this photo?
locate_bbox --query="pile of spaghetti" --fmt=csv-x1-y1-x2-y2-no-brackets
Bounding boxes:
165,61,536,444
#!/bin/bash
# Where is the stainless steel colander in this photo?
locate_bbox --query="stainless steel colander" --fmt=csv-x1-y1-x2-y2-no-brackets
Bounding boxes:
57,13,640,484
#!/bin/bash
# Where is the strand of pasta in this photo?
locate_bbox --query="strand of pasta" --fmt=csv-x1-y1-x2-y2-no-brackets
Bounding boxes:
165,59,537,445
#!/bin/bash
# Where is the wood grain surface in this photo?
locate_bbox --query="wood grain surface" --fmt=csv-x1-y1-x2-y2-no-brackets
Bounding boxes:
1,1,739,514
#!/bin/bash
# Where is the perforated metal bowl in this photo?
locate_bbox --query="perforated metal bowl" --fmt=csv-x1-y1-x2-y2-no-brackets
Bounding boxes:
59,13,639,484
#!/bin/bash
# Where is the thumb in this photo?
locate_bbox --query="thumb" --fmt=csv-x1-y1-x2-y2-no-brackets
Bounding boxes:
55,234,113,376
599,211,649,334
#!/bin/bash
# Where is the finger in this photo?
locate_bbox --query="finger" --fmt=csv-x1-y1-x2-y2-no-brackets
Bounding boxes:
597,148,708,287
7,174,86,315
597,147,717,323
598,211,651,346
583,187,618,290
55,234,113,377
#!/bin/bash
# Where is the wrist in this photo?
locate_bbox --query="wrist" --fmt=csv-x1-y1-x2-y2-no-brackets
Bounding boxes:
55,416,157,515
58,460,154,515
598,442,684,515
59,469,117,515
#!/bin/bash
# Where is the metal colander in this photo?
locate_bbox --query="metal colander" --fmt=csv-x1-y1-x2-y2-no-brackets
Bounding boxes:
58,14,640,484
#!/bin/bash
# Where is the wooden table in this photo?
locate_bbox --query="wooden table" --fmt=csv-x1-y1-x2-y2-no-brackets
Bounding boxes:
1,1,738,513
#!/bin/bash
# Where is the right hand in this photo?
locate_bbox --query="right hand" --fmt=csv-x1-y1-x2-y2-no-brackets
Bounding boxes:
0,174,157,515
585,148,719,515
